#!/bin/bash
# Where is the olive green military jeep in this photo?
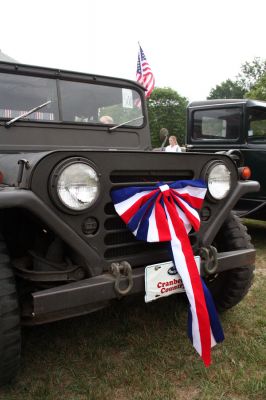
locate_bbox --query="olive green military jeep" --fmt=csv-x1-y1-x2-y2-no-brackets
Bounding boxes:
0,62,259,384
186,99,266,220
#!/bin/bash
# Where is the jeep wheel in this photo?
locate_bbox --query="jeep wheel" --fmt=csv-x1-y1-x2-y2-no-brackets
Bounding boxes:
207,212,255,312
0,238,21,386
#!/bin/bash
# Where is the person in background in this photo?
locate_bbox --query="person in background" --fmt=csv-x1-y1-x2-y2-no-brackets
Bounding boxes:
99,115,114,124
165,135,182,152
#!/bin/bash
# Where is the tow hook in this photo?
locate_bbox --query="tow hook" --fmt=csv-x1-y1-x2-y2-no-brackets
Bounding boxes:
110,261,134,297
200,245,218,275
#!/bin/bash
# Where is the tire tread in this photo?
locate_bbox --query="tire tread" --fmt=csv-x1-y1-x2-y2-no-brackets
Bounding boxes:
0,239,21,386
209,212,255,311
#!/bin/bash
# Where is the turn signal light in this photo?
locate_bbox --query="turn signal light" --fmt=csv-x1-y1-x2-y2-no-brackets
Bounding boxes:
239,166,251,180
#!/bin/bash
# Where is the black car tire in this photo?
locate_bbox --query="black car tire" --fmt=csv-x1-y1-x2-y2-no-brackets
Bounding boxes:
0,238,21,386
207,212,255,312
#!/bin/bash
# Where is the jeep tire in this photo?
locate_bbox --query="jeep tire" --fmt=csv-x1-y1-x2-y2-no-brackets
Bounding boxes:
207,212,255,312
0,238,21,386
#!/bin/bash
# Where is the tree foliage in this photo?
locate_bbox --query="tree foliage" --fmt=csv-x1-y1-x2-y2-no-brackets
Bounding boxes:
208,79,245,100
147,87,188,148
246,73,266,101
208,57,266,100
237,57,266,92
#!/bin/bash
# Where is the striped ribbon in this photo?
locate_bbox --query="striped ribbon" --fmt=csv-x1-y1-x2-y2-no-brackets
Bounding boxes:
111,180,224,366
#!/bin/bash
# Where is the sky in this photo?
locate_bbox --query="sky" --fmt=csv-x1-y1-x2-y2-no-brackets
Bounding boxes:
1,0,265,101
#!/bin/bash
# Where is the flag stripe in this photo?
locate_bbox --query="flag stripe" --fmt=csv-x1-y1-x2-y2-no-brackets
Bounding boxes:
136,45,155,99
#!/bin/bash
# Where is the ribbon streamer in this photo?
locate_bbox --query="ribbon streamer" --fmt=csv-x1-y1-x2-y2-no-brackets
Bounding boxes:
111,180,224,366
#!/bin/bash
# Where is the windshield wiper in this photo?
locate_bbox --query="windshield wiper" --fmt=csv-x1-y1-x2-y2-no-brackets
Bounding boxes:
108,115,144,133
5,100,52,127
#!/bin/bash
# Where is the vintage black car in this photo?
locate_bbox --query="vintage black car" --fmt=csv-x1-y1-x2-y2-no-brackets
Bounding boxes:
186,99,266,220
0,62,259,384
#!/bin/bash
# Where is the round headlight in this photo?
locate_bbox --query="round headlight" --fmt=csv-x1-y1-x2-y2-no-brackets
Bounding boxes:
56,162,100,211
208,163,231,200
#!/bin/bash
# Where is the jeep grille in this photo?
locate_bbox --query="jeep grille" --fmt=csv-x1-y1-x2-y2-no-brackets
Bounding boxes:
104,170,198,265
104,202,169,260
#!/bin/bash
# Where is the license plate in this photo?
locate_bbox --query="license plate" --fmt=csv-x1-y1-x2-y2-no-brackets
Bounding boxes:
144,257,200,303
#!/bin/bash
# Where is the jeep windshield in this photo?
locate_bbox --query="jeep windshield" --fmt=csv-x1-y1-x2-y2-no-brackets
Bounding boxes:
0,72,143,127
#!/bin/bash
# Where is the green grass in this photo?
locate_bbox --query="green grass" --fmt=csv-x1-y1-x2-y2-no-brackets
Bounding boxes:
0,220,265,400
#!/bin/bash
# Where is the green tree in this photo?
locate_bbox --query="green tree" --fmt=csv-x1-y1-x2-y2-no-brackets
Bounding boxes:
208,57,266,100
147,87,188,148
207,79,245,100
237,57,266,92
246,73,266,101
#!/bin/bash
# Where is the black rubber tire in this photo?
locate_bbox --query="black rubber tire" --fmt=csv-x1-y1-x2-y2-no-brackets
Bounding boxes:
0,239,21,386
207,212,255,312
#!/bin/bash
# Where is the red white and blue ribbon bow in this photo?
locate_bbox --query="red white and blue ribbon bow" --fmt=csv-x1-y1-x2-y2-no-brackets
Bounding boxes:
111,180,224,366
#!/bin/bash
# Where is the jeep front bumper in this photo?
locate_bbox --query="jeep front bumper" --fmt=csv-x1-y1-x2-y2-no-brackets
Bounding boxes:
26,247,255,325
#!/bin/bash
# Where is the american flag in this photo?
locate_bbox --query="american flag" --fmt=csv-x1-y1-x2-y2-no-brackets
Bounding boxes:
136,44,155,98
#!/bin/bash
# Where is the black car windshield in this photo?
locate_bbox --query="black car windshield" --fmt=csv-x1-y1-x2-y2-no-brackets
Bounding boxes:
0,72,143,127
192,108,242,140
248,108,266,140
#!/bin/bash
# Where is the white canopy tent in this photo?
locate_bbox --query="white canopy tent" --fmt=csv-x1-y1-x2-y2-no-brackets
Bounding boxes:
0,50,17,62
